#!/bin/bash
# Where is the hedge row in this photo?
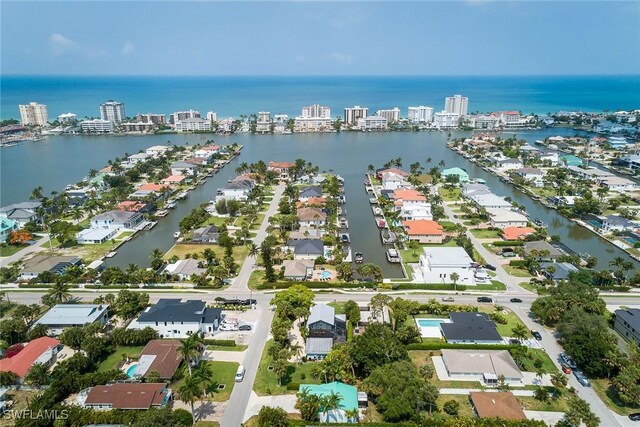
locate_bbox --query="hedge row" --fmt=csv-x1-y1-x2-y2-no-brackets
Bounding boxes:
85,284,130,289
406,342,519,351
492,240,524,247
390,283,468,291
256,281,376,290
18,283,80,288
509,260,528,267
203,339,236,347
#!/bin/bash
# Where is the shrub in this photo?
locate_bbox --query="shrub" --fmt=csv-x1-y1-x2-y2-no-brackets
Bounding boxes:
443,399,460,415
407,343,518,351
203,339,236,347
492,240,524,247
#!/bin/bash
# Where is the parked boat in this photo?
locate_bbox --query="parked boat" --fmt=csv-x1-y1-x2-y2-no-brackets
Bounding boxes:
373,207,382,216
173,231,181,239
377,219,386,229
534,219,546,228
104,251,117,258
176,191,189,200
381,230,397,244
386,248,401,263
341,233,350,243
339,217,349,228
166,201,176,209
354,252,364,264
369,197,378,204
156,210,169,217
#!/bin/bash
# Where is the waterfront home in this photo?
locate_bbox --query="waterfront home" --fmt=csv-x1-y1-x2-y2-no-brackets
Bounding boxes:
559,154,584,167
470,194,512,209
191,225,219,244
462,183,492,198
285,239,324,260
417,247,476,285
0,218,17,242
440,349,522,384
501,226,536,241
268,161,296,180
161,175,186,186
495,158,523,172
19,255,82,281
91,210,143,230
601,215,638,233
170,161,197,176
391,189,427,209
486,208,528,229
217,179,255,201
126,152,152,164
440,313,503,345
116,201,151,212
78,383,172,410
381,171,409,190
540,262,579,281
33,304,109,336
282,259,314,281
145,145,170,156
185,157,209,167
612,154,640,172
523,240,564,260
128,299,221,338
402,220,444,244
546,195,578,207
289,227,324,240
296,197,327,208
0,337,61,381
566,165,612,181
375,167,408,180
131,340,183,380
613,308,640,347
516,167,544,182
299,186,323,202
470,392,526,420
399,204,433,221
539,152,559,165
442,167,470,183
174,117,211,132
194,144,220,159
164,259,206,280
600,176,638,192
0,201,42,227
76,227,118,244
131,183,171,199
297,382,358,423
297,207,327,227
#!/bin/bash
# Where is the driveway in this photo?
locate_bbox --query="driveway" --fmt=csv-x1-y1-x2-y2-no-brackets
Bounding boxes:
243,391,297,422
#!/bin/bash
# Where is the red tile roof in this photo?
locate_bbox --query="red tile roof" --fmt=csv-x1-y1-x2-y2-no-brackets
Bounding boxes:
502,227,536,241
139,340,183,379
392,189,427,202
85,383,169,409
269,161,295,169
161,175,186,183
117,201,147,212
0,337,60,378
470,392,526,420
138,183,168,192
403,220,443,236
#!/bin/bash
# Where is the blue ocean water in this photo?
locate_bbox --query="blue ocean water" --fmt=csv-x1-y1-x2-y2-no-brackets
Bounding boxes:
1,75,639,120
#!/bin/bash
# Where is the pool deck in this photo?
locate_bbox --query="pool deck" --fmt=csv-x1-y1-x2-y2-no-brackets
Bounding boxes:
416,318,450,338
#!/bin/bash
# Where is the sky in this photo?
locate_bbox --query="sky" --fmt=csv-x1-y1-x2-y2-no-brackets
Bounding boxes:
2,1,639,76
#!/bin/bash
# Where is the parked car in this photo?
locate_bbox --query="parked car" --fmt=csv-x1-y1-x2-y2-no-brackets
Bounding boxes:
559,352,577,369
219,322,239,331
477,296,493,303
628,413,640,421
574,370,591,387
235,365,246,382
484,264,497,271
442,296,455,302
561,364,572,374
531,330,542,340
502,252,517,258
510,298,523,303
238,324,252,331
509,338,521,345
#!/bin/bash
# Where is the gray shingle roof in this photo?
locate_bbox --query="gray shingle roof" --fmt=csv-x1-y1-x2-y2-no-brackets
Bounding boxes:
300,186,323,198
615,308,640,330
305,337,333,355
287,239,324,256
137,299,221,324
308,304,335,326
441,312,502,342
92,210,139,223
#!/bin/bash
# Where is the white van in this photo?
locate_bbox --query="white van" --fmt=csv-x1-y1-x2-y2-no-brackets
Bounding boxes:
235,365,246,382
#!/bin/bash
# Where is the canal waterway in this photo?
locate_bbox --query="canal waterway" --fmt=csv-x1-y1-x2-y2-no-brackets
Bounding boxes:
1,128,637,273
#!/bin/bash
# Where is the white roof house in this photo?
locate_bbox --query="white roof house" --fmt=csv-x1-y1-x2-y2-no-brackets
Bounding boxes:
417,247,477,285
600,176,638,192
381,172,409,190
34,304,110,336
471,194,512,209
76,227,118,244
400,204,433,221
486,208,528,229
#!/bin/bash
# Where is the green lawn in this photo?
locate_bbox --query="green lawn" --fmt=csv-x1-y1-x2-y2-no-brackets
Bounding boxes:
503,265,533,278
518,348,558,374
478,307,530,338
328,301,346,314
517,394,570,412
98,346,144,372
207,216,233,227
247,270,265,290
0,244,28,257
164,244,248,264
254,340,320,395
474,281,507,291
436,394,476,417
206,345,248,352
208,361,240,401
469,229,501,239
438,187,461,201
592,378,640,415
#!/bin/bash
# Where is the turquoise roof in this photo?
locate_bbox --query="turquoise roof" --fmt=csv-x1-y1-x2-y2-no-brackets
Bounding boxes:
442,167,470,181
90,173,107,185
298,381,358,411
559,155,584,166
0,218,17,231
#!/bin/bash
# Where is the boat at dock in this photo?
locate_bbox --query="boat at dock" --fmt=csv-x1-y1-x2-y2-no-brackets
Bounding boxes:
176,191,189,200
341,233,350,243
534,219,546,228
155,210,169,217
166,201,176,209
339,217,349,228
377,219,387,229
104,251,117,258
386,248,401,263
369,197,378,204
365,186,374,194
338,195,346,204
381,230,397,244
354,252,363,264
373,206,382,216
143,221,157,230
173,231,181,239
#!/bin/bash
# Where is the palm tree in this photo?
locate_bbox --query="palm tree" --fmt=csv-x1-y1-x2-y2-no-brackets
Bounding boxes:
320,391,342,422
46,282,71,304
511,323,528,342
71,207,83,225
150,248,164,260
177,375,205,425
450,272,460,291
179,335,200,376
344,408,359,422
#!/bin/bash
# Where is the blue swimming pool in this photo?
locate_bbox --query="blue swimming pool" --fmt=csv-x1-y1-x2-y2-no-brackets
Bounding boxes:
417,319,446,328
320,271,332,279
126,364,138,378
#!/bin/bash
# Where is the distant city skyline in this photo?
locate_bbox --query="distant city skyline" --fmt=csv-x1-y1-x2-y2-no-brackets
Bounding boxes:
2,1,639,76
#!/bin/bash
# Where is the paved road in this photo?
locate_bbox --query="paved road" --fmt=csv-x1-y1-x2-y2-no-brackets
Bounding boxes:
0,234,51,268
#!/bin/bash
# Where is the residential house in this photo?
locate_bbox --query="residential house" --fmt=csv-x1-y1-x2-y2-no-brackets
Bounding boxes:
501,226,536,241
540,262,579,281
0,218,18,242
391,189,427,210
440,312,503,345
78,383,172,410
217,179,255,201
613,308,640,347
268,161,296,180
90,210,143,230
76,227,118,244
462,183,492,199
129,299,222,338
161,175,186,186
375,167,409,180
471,194,512,209
145,145,170,156
0,337,61,381
191,225,219,243
523,240,564,260
19,255,82,281
470,392,526,420
129,340,183,380
601,215,638,233
399,204,433,221
381,171,409,190
164,259,207,280
289,227,324,240
486,208,528,229
600,176,638,192
282,259,314,281
440,349,523,385
306,304,347,360
297,382,358,423
417,247,476,285
297,207,327,227
286,239,324,260
559,155,584,167
441,167,470,183
170,161,197,176
495,158,523,172
403,220,444,244
33,304,109,336
516,167,544,183
131,183,171,199
0,201,41,227
566,166,612,181
299,186,323,202
116,201,151,213
126,152,152,164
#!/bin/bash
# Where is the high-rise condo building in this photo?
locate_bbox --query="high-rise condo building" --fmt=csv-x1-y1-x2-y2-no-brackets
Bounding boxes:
19,102,48,126
376,108,401,123
170,110,201,124
136,113,166,125
344,106,369,125
407,106,434,123
100,100,126,123
206,111,218,122
444,95,468,116
301,104,331,118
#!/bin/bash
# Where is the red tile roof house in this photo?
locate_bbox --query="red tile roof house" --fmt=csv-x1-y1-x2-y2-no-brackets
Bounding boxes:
0,337,61,381
129,340,183,381
403,220,445,244
268,161,296,180
502,226,536,241
78,382,172,410
116,201,149,212
375,167,409,180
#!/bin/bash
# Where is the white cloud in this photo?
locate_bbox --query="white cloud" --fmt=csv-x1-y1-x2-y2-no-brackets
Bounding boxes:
49,33,77,56
122,41,135,55
323,52,355,64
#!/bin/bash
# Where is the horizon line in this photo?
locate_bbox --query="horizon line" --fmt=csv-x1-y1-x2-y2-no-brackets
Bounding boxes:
2,73,640,78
